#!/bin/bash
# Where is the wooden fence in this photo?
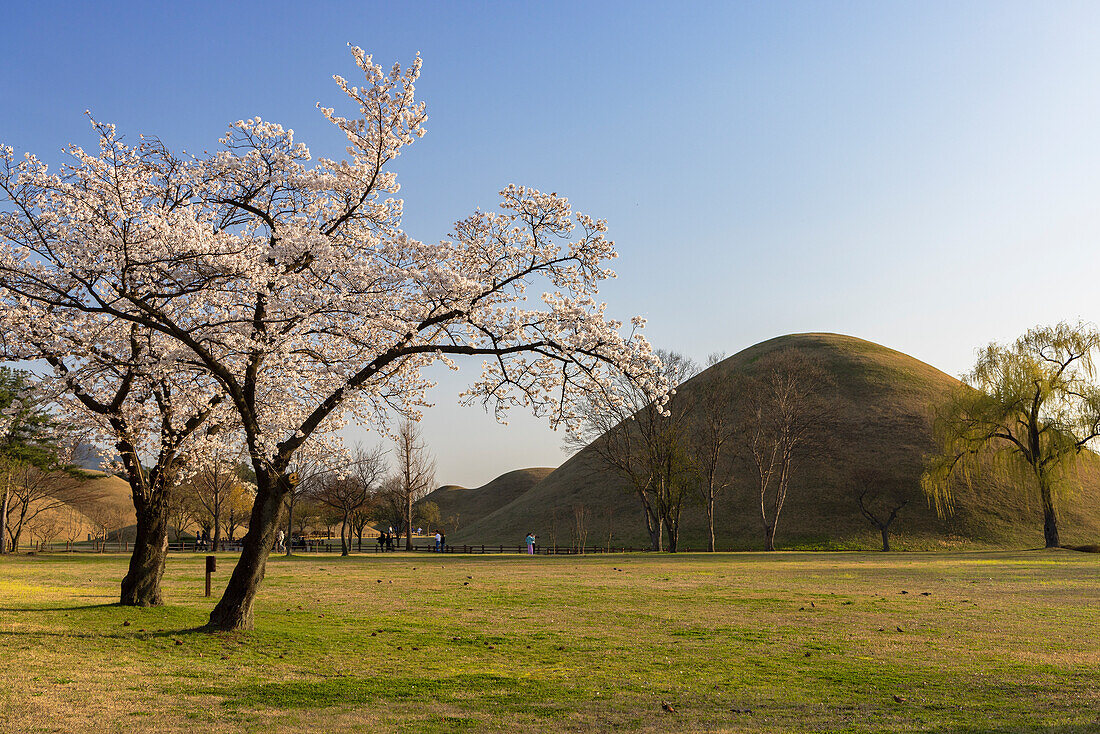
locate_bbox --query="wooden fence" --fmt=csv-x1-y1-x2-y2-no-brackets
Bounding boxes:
13,540,665,554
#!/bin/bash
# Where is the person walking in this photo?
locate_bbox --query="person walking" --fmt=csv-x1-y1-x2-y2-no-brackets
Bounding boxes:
440,532,446,553
525,532,536,555
433,531,441,552
377,531,386,552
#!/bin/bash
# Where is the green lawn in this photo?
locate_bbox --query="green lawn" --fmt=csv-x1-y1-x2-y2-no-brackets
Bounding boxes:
1,550,1097,733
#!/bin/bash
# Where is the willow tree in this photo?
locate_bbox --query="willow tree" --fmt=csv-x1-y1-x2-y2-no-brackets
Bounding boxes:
922,323,1100,548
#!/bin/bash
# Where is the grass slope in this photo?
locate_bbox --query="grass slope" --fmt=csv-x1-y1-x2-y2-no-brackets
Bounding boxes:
454,333,1100,550
1,551,1097,733
420,468,554,532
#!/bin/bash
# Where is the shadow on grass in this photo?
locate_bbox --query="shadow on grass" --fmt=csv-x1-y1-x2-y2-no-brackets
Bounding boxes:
0,602,215,639
0,627,211,642
204,673,577,712
0,602,120,612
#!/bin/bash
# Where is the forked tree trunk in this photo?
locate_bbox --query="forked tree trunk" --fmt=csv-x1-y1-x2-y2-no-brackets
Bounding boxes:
663,507,679,553
120,492,170,606
1038,470,1060,548
880,526,890,552
764,523,776,552
637,492,662,551
207,476,288,631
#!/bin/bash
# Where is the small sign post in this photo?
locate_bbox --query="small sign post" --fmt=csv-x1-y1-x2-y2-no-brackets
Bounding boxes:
205,555,216,597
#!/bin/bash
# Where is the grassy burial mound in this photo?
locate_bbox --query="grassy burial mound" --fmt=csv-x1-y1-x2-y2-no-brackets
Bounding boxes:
420,468,554,534
6,471,136,548
453,333,1100,550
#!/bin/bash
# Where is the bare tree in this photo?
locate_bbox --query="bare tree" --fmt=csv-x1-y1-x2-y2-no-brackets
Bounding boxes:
394,422,435,551
185,447,246,551
568,350,698,551
571,503,590,553
62,505,84,549
314,446,385,555
349,506,373,552
689,354,738,551
27,509,63,549
742,349,834,551
4,463,103,552
373,474,406,536
855,477,910,552
166,487,197,543
292,498,322,540
283,447,345,557
445,513,461,533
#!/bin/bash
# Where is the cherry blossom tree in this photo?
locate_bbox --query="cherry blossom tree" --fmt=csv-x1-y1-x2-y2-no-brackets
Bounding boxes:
0,313,228,605
0,47,661,630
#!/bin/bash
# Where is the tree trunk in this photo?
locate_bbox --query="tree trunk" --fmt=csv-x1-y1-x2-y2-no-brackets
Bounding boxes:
285,499,294,557
406,491,412,552
880,526,890,552
637,492,662,551
212,510,222,553
206,475,287,631
764,524,776,552
0,473,10,555
341,512,350,556
120,493,170,606
662,506,679,553
706,498,715,552
1038,471,1060,548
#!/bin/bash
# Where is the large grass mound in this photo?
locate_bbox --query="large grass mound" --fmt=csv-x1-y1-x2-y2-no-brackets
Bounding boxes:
420,468,554,533
454,333,1100,550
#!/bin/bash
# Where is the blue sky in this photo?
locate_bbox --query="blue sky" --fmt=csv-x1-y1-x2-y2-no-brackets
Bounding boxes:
5,1,1100,485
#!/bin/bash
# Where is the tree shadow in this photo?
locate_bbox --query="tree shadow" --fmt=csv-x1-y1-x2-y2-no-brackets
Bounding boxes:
0,602,119,612
0,601,211,638
0,626,207,640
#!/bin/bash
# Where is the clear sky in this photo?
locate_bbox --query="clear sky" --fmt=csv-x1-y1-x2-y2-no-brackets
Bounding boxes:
4,1,1100,486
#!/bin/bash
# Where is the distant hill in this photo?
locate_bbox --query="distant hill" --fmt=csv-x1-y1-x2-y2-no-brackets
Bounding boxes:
419,468,554,534
451,333,1100,550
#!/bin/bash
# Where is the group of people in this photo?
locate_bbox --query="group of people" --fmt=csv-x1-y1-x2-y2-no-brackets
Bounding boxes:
432,531,447,552
377,529,398,551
